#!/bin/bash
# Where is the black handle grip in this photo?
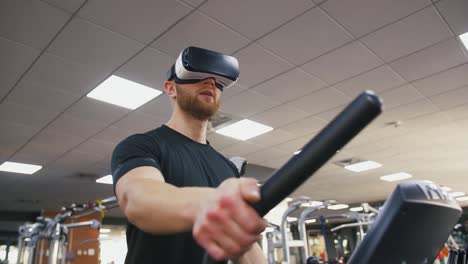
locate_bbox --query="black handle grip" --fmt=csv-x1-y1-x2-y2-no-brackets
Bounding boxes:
203,91,383,264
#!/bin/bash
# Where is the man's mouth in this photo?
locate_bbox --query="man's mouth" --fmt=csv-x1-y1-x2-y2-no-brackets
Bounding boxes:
199,91,214,97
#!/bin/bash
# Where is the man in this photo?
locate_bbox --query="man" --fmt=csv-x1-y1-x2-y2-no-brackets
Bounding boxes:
111,47,267,264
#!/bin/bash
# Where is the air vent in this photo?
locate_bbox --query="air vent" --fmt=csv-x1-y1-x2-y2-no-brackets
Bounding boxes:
333,158,364,167
69,172,101,181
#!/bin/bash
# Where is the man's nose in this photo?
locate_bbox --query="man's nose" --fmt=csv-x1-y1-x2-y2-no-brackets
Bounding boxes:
202,78,216,87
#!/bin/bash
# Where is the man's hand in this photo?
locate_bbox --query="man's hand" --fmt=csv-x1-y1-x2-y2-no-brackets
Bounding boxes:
193,178,267,261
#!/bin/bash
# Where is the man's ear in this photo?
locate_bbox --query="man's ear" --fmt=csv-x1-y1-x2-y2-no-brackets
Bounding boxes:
164,81,176,99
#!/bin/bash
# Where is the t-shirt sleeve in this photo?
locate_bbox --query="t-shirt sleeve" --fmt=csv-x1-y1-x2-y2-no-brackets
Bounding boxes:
111,134,161,192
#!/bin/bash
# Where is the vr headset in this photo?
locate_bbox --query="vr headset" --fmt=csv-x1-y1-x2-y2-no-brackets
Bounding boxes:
166,47,239,91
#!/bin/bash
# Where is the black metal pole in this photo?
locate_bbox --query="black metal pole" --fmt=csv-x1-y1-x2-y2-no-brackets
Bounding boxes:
203,90,383,264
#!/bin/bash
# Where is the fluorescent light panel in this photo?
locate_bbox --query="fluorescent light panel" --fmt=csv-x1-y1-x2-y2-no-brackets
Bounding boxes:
0,161,42,174
286,217,297,222
345,160,382,172
305,219,317,224
96,175,113,185
87,75,162,110
380,172,412,182
215,119,273,140
100,228,111,233
350,206,364,212
460,32,468,50
328,204,349,210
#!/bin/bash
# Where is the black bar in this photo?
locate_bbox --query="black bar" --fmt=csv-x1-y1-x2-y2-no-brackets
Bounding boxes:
203,91,382,264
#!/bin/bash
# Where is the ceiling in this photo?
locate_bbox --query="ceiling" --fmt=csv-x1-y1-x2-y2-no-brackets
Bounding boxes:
1,0,468,220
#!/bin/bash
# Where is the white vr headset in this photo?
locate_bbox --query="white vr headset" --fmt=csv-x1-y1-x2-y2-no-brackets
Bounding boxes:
166,47,240,91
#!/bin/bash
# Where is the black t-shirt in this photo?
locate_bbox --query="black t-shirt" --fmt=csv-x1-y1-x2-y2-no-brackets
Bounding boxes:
111,125,239,264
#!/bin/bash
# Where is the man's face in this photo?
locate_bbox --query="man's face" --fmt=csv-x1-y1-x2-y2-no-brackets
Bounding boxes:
174,78,221,121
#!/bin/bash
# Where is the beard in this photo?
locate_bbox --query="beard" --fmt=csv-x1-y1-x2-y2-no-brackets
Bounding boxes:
175,84,220,121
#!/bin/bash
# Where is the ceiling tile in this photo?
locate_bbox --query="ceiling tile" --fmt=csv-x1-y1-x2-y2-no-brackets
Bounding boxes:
0,37,39,99
206,133,238,149
152,11,250,57
11,142,68,165
0,123,39,158
412,62,468,96
5,81,81,113
436,0,468,35
279,115,328,137
379,85,425,109
113,110,165,132
301,41,383,84
65,97,130,125
245,147,289,164
73,139,116,159
181,0,205,7
49,150,103,174
137,94,173,121
42,0,86,13
200,0,315,40
93,126,136,145
78,0,192,44
0,0,70,49
377,99,439,126
249,105,309,128
220,90,279,118
219,141,263,157
286,87,349,115
47,18,144,71
333,66,406,97
258,154,291,169
258,8,353,65
443,103,468,121
247,129,297,148
320,0,431,37
252,68,326,103
32,129,84,153
45,112,108,139
390,38,468,81
0,102,58,129
314,105,346,122
115,47,173,92
233,43,294,88
361,6,453,62
429,85,468,110
21,53,110,95
221,84,247,100
275,136,312,157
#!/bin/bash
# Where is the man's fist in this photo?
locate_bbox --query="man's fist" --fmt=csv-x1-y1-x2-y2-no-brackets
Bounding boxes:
193,178,268,261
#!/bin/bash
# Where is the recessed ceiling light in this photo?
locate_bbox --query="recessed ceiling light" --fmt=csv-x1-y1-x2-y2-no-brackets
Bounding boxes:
96,175,113,185
300,201,324,207
0,161,42,174
459,32,468,50
100,228,111,234
87,75,162,110
328,204,349,210
350,206,364,212
449,192,465,198
456,196,468,202
344,160,382,172
215,119,273,140
380,172,412,182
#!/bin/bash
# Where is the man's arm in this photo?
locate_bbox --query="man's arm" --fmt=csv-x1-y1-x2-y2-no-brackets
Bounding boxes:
115,166,268,261
115,166,213,233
